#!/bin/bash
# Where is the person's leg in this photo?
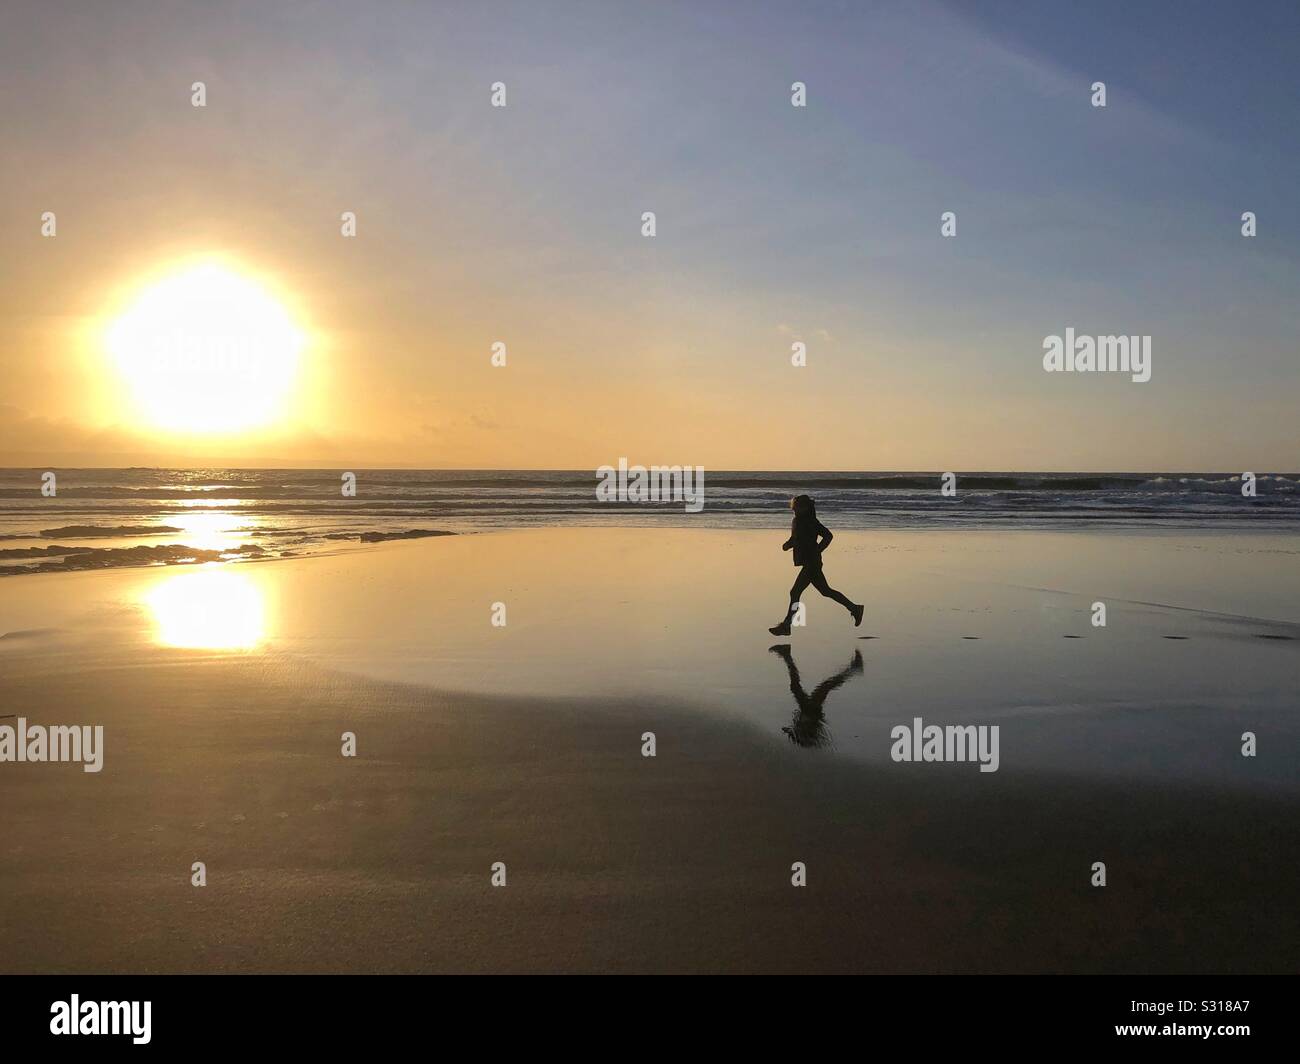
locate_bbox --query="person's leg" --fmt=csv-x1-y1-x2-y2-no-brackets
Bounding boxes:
771,567,814,631
785,566,816,621
809,567,857,613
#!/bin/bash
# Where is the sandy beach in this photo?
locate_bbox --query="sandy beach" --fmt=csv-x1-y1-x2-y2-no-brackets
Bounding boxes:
1,527,1296,973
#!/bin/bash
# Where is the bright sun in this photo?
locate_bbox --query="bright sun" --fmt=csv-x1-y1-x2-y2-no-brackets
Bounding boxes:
106,262,304,434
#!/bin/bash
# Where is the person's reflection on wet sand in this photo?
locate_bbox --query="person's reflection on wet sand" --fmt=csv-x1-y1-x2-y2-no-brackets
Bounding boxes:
769,645,864,748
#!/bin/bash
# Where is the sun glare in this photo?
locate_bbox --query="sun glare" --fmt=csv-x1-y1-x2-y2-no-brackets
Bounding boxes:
143,566,267,650
106,262,304,434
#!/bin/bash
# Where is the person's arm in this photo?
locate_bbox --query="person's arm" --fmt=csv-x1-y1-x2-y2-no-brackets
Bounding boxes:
816,522,833,553
781,536,794,551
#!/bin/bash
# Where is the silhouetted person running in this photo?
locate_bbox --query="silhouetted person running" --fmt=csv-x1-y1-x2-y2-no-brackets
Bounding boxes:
769,494,863,636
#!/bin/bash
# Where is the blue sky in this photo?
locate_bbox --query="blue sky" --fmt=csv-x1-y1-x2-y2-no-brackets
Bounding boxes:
1,0,1296,468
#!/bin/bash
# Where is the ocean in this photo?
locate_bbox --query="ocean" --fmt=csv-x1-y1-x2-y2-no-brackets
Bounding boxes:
1,468,1296,574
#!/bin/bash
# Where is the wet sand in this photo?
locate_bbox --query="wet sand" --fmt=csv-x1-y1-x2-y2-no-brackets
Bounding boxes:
1,527,1297,972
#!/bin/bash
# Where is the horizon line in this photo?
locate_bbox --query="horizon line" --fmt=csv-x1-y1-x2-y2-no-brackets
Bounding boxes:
0,465,1293,476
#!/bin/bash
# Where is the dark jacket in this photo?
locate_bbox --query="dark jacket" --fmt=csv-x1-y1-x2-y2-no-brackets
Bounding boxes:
786,516,831,567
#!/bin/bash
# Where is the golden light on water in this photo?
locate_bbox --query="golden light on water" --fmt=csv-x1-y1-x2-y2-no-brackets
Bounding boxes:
143,566,267,650
106,262,305,435
166,511,247,552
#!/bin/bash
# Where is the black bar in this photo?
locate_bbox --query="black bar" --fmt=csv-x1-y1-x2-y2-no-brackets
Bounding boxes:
1,975,1286,1051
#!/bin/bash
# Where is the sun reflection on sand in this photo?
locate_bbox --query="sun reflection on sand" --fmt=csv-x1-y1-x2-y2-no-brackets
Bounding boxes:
143,565,267,649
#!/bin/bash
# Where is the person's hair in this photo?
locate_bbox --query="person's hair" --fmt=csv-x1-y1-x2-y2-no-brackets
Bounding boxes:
789,494,816,520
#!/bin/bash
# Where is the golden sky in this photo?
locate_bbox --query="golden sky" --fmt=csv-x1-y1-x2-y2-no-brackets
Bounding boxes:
2,1,1296,471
